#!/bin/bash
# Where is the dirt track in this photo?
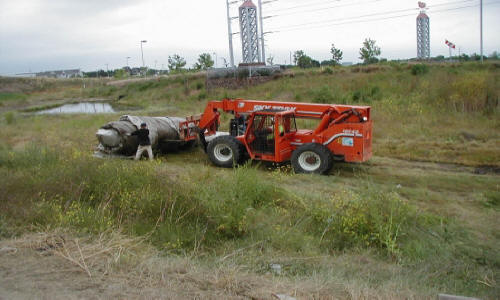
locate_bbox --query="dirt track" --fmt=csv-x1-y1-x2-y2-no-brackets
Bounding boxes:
0,233,328,300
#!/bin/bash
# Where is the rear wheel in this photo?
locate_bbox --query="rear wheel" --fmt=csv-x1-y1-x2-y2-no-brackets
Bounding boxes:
207,136,244,168
291,143,332,174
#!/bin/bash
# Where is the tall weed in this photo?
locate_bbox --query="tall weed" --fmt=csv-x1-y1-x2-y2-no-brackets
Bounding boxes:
411,64,429,76
305,188,417,258
310,85,346,104
4,112,15,124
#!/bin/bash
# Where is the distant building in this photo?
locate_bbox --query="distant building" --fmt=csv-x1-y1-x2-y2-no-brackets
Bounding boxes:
342,62,353,66
14,72,36,78
35,69,83,78
129,67,142,76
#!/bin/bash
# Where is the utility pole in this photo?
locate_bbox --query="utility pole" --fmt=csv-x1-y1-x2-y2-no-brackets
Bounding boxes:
213,52,218,68
105,63,109,78
480,0,483,63
126,56,131,67
258,0,277,64
226,0,236,67
258,0,265,63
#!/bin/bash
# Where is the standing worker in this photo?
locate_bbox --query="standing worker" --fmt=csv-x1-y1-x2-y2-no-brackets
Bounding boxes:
131,122,153,161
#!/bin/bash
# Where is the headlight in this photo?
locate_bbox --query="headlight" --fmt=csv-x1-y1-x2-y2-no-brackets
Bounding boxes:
363,116,368,122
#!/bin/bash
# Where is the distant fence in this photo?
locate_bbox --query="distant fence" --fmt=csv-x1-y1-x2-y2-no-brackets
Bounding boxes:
206,65,283,90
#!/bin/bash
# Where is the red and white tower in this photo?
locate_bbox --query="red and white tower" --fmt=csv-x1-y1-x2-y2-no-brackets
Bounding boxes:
417,2,430,59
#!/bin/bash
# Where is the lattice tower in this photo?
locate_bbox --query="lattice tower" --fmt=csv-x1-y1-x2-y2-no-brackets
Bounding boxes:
417,2,430,59
239,0,261,63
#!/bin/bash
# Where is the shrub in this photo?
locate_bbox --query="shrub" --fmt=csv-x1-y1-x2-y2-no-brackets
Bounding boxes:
197,91,207,100
256,69,271,77
483,191,499,208
4,112,15,124
351,85,381,103
114,69,129,79
0,215,10,238
449,71,496,112
411,64,429,75
306,188,418,258
322,67,334,75
192,164,277,239
237,68,249,79
311,85,334,103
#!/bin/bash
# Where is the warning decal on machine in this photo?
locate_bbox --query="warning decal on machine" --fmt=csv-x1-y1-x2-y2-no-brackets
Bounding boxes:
342,137,354,147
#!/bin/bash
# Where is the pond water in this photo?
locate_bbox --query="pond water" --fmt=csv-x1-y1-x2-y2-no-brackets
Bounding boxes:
37,102,116,114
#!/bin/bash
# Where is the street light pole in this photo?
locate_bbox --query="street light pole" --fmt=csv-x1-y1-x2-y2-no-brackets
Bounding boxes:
140,40,147,70
126,56,131,67
213,52,218,68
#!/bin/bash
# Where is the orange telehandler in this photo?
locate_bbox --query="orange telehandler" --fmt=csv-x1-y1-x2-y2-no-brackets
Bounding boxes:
179,98,372,174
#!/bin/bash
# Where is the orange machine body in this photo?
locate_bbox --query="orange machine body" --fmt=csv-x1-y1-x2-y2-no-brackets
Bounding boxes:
180,99,372,164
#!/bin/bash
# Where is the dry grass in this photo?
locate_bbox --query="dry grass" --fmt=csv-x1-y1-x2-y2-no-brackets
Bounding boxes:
0,230,437,299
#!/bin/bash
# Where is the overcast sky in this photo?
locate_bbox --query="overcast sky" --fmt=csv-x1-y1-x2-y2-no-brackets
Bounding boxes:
0,0,499,75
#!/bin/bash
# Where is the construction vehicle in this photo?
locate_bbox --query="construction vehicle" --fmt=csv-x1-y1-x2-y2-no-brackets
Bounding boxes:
179,99,372,174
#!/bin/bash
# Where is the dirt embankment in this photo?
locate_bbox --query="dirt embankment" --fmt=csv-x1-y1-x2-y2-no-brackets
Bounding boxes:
0,232,349,300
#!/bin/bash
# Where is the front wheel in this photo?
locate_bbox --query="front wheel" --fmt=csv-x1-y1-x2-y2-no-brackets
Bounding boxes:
291,143,332,174
207,136,244,168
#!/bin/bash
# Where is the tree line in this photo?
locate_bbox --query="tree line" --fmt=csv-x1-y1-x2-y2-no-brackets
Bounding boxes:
293,38,380,68
83,40,499,77
293,38,499,69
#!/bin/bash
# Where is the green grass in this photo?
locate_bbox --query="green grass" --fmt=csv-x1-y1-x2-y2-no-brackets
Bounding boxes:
0,62,498,298
0,92,27,103
0,143,498,298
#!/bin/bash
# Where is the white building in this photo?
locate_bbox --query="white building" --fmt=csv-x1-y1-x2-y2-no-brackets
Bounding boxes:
35,69,83,78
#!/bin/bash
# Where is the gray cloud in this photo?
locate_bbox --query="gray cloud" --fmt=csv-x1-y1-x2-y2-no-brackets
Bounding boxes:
1,0,499,75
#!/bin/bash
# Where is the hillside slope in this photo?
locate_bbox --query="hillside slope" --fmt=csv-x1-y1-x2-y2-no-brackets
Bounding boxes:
0,63,499,299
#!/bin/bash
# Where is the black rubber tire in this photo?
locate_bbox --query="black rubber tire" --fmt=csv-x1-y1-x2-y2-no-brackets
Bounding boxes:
291,143,333,174
207,135,244,168
238,143,250,164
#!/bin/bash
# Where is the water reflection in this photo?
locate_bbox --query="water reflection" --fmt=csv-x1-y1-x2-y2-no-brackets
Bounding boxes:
37,102,116,114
